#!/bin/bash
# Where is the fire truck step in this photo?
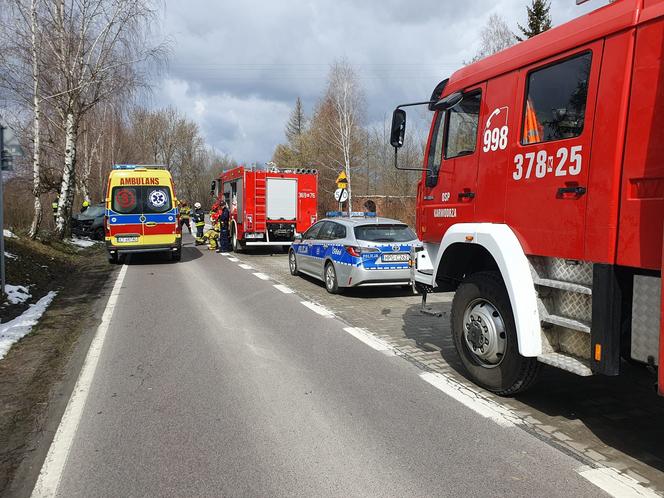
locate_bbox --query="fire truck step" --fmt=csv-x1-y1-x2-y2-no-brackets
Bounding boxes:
537,352,593,376
541,314,591,334
534,277,592,295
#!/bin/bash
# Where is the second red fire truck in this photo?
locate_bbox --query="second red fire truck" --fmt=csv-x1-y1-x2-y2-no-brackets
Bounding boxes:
392,0,664,396
212,166,318,252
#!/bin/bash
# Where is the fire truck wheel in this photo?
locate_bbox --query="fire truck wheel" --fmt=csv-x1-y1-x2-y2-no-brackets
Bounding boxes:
451,271,540,396
232,228,243,253
289,250,299,276
324,262,340,294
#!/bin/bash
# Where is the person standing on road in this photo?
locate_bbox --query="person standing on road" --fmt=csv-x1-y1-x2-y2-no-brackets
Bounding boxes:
192,202,206,242
217,199,231,253
179,200,192,233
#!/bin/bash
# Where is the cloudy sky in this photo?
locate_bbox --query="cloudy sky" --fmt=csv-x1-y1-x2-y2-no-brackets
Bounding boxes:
155,0,604,163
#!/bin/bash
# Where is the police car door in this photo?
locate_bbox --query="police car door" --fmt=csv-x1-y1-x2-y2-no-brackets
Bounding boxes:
298,221,324,273
313,221,337,275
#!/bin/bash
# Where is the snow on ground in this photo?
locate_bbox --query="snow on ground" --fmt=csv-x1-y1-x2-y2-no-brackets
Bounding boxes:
3,229,16,238
5,285,31,305
0,291,57,360
69,237,98,248
4,252,17,260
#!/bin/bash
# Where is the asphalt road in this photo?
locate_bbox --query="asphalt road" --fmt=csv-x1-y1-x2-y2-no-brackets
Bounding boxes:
40,236,606,497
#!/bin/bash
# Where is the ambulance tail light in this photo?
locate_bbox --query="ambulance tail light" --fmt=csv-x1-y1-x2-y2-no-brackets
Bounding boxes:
104,215,110,235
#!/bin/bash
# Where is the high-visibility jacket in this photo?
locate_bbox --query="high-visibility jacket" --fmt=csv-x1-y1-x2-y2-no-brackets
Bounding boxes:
523,98,543,144
181,205,191,219
51,201,58,214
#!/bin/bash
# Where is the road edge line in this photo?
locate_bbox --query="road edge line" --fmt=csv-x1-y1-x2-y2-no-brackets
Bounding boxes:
31,264,128,498
577,466,660,498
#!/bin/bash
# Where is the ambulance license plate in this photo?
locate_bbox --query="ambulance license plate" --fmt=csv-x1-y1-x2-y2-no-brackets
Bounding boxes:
382,253,409,262
116,236,138,243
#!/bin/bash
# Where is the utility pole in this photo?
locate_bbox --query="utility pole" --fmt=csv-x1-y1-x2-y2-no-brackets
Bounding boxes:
0,123,6,297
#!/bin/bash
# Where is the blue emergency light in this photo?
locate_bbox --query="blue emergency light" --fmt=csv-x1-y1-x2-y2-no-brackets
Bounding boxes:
112,164,166,170
326,211,377,218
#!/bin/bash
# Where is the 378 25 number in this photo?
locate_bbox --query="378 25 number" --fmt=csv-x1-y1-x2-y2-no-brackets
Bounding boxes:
513,145,582,180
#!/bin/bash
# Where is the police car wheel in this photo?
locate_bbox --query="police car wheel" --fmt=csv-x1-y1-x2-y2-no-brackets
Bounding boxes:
451,271,540,396
289,250,299,276
324,262,340,294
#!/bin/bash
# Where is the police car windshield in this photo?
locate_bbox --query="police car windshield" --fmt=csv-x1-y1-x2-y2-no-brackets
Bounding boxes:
354,224,416,243
112,186,172,214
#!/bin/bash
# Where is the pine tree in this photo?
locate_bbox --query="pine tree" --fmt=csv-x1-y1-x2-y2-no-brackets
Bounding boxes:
285,97,306,146
516,0,552,41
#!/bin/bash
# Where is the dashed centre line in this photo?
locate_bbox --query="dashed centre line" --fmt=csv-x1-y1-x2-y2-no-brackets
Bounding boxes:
273,284,294,294
300,301,334,317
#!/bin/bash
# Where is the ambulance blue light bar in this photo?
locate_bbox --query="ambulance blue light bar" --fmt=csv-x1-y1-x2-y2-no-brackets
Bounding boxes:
112,164,167,170
326,211,377,218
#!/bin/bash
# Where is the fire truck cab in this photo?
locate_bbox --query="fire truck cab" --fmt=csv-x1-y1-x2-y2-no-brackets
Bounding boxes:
212,166,318,251
392,0,664,395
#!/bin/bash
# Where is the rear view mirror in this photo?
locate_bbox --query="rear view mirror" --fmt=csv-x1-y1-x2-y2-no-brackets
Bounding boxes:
210,181,216,195
390,109,407,148
294,233,302,241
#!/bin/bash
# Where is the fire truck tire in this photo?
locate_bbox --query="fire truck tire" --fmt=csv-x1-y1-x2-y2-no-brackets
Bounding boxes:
324,262,340,294
232,227,243,253
451,271,540,396
288,250,299,276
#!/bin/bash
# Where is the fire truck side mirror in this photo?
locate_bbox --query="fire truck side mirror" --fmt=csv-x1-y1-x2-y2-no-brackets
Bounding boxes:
390,109,407,149
433,91,463,111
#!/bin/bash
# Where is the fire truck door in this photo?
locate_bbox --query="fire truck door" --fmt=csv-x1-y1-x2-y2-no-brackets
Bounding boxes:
422,86,484,242
505,46,601,259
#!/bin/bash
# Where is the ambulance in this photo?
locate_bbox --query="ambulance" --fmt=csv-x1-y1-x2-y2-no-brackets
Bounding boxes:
104,165,181,263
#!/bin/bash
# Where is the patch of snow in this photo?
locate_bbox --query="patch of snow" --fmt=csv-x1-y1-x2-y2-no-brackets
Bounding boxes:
4,252,17,260
3,229,16,238
5,285,31,305
69,237,97,248
0,291,57,360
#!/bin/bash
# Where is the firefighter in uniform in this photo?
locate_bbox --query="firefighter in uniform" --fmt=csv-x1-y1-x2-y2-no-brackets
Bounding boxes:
200,211,220,250
217,200,231,253
52,194,59,221
192,202,206,241
179,200,192,233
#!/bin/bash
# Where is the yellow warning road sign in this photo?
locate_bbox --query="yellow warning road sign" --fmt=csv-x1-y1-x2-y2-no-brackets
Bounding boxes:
336,170,348,189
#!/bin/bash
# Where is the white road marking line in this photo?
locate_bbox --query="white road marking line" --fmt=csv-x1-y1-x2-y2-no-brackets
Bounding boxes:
31,265,128,498
419,371,520,428
273,284,294,294
253,272,270,280
343,327,394,354
228,257,239,262
577,466,659,498
238,264,253,270
219,252,231,257
300,301,335,318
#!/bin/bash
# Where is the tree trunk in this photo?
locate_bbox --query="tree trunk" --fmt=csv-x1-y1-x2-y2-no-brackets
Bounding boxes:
55,111,77,238
28,0,41,240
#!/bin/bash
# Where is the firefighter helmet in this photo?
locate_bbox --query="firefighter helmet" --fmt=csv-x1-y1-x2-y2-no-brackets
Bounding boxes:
194,202,201,209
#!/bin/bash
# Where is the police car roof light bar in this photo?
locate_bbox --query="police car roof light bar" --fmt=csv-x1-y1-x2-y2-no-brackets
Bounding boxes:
326,211,377,218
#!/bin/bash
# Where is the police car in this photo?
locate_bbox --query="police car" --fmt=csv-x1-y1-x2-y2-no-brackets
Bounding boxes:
288,212,420,293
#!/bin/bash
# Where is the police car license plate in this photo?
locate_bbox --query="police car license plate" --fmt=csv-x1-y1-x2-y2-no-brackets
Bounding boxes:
116,236,138,243
382,253,409,262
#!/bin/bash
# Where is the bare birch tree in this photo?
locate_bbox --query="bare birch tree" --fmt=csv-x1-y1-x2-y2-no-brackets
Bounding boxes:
41,0,164,238
468,14,516,63
320,60,364,215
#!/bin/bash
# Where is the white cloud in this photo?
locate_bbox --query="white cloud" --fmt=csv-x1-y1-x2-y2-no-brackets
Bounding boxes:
155,0,609,162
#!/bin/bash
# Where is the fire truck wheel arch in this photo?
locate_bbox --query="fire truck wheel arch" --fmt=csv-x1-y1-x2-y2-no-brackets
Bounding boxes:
435,223,542,357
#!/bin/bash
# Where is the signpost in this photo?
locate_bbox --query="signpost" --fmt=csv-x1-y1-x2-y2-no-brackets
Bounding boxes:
335,170,348,211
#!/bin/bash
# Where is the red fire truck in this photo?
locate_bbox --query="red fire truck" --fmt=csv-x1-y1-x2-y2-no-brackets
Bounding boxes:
391,0,664,396
212,166,318,251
